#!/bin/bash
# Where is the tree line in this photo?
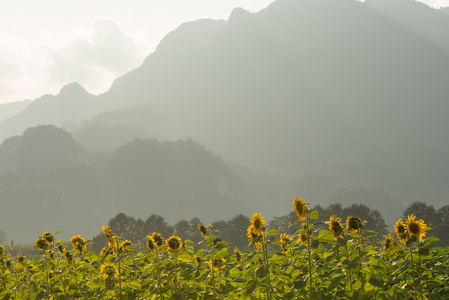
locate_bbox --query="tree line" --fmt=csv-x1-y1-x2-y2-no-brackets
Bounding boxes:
89,201,449,254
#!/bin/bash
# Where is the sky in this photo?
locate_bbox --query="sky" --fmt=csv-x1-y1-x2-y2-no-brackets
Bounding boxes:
0,0,447,105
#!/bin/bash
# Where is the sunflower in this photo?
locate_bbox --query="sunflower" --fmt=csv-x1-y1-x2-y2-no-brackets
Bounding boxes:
394,219,408,245
383,233,396,254
35,238,47,250
166,235,183,251
298,232,313,246
42,232,54,245
329,215,344,240
249,213,265,236
0,245,4,258
47,270,54,282
146,235,156,253
194,255,202,265
209,258,226,272
101,262,118,279
280,233,293,255
246,227,264,249
234,247,243,264
406,215,427,239
102,225,116,248
293,196,308,220
63,248,73,265
70,235,86,253
121,240,132,253
346,216,363,233
198,224,207,237
152,232,164,248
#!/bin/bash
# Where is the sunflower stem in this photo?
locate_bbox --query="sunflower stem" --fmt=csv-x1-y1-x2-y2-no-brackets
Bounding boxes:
306,214,313,299
262,231,272,300
344,238,353,291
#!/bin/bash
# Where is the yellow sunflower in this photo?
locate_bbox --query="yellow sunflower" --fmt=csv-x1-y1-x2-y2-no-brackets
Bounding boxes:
42,231,54,244
70,235,86,253
146,235,156,253
346,216,363,233
100,262,118,279
35,238,47,250
246,228,264,249
152,232,164,248
293,196,308,220
194,255,202,265
0,245,4,258
209,258,226,272
298,232,313,246
121,240,132,253
166,235,183,251
280,233,293,255
406,215,427,239
383,233,396,254
249,213,265,236
234,247,243,264
102,225,116,248
198,224,207,237
394,219,408,245
329,215,344,240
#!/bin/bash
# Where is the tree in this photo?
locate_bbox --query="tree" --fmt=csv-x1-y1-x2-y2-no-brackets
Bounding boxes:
226,214,251,250
402,201,439,228
174,217,203,245
89,213,174,253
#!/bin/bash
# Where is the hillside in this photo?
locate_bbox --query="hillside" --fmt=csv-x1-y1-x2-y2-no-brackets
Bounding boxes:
0,0,448,236
0,125,283,243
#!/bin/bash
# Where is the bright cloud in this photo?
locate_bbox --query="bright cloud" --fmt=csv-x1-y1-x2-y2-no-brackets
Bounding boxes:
47,18,147,96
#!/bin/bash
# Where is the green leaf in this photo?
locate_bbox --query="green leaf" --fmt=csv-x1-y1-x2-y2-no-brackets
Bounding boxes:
293,279,307,290
1,293,11,300
309,210,318,220
327,275,345,291
270,254,285,264
266,229,280,235
425,236,440,244
418,246,430,256
368,276,384,288
128,280,142,291
245,280,258,296
317,230,334,244
311,239,320,249
213,248,227,260
283,292,295,299
256,265,269,278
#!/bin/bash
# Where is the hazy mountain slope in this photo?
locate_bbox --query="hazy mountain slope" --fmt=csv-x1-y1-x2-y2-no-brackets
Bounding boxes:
93,0,449,208
0,0,448,223
0,83,100,141
0,100,31,123
0,126,283,243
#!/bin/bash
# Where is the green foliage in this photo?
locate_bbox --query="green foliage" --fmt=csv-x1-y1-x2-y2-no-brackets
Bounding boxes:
1,208,448,300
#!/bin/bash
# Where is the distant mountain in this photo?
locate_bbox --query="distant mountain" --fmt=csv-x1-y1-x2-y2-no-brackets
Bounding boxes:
0,125,284,243
0,83,100,141
0,100,31,123
0,0,448,226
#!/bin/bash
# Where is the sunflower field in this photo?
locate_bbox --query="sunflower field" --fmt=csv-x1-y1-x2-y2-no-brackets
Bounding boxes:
0,197,448,299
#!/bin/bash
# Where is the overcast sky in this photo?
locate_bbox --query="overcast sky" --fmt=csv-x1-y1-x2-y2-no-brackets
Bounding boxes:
0,0,447,105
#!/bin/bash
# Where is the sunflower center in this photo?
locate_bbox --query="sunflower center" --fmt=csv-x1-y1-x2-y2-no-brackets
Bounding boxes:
168,238,180,250
408,222,420,234
254,219,261,229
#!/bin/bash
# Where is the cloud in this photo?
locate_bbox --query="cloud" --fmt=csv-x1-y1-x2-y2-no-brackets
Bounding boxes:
0,57,21,96
47,17,146,95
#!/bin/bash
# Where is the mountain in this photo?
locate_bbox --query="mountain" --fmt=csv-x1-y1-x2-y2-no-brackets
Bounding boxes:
0,0,448,230
0,83,100,142
0,100,31,123
0,125,284,243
